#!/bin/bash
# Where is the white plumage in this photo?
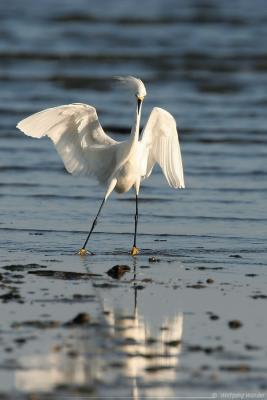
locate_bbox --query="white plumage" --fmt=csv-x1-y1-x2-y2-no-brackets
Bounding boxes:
141,107,184,188
17,76,184,255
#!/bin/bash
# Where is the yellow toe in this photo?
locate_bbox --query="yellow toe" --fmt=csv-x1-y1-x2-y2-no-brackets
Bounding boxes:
78,248,90,256
130,246,140,256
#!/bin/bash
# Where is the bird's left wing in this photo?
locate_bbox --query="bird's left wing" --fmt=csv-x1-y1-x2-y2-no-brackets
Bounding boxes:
17,103,119,183
140,107,185,188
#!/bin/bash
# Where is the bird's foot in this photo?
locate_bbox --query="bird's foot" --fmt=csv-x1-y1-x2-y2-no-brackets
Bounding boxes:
78,248,92,256
130,246,140,256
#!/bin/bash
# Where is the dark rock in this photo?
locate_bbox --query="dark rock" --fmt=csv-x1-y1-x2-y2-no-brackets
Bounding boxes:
106,265,130,279
64,312,91,326
206,278,214,284
229,254,242,258
148,257,160,263
228,320,243,329
210,314,219,320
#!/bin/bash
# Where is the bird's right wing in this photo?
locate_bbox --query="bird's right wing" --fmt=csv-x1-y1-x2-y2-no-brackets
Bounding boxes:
17,103,119,184
141,107,185,188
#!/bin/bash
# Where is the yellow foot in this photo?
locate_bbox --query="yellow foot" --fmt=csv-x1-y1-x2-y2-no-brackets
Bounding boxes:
78,248,90,256
130,246,140,256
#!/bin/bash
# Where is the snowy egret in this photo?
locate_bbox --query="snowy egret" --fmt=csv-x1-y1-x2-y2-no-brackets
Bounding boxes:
17,76,185,256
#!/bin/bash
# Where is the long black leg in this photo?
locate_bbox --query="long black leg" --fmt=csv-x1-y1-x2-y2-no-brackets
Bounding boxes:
81,198,105,250
133,194,138,247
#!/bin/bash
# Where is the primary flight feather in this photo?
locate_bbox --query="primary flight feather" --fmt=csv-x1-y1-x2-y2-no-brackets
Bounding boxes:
17,76,185,255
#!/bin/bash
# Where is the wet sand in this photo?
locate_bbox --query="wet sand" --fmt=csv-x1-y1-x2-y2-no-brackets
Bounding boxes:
0,245,267,398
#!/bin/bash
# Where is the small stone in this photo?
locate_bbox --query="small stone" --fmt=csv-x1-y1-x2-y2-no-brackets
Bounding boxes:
210,314,219,320
65,312,91,326
148,257,160,263
228,320,243,329
206,278,214,284
106,265,130,280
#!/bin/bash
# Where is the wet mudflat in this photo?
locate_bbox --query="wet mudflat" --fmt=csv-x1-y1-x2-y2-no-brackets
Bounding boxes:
1,245,267,398
1,0,267,398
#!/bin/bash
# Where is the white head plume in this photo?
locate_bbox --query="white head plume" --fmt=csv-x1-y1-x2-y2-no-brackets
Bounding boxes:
115,76,147,99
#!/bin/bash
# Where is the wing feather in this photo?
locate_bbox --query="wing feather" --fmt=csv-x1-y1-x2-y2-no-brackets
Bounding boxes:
141,107,185,188
17,103,118,184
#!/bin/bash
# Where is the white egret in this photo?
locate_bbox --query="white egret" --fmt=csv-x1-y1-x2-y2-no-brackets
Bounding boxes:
17,76,185,256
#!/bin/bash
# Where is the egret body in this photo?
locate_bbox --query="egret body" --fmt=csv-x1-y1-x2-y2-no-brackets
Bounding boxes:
17,76,185,255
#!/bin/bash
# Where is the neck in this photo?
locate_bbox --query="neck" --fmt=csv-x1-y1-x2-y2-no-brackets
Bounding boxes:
130,100,142,144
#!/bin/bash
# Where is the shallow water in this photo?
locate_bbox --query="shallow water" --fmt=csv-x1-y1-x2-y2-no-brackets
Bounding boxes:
0,0,267,398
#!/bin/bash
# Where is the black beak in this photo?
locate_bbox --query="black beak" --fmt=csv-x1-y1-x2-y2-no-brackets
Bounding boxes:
137,98,142,113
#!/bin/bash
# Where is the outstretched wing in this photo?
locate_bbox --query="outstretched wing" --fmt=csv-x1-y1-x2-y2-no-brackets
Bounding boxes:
141,107,185,188
17,103,118,184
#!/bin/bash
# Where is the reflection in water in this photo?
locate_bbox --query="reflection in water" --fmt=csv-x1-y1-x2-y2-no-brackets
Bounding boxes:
15,259,183,396
16,352,86,391
101,259,183,398
15,332,105,391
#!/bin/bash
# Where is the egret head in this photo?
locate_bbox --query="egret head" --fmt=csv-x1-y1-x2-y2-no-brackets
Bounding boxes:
115,75,147,102
131,77,146,112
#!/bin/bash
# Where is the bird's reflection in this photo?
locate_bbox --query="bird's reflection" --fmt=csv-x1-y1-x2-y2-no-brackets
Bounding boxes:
15,258,183,397
101,258,183,398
